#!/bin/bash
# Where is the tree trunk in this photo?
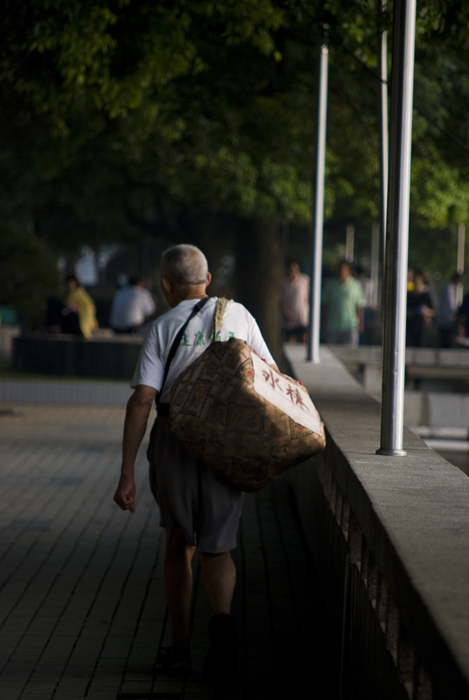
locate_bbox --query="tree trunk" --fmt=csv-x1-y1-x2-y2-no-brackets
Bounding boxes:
235,219,283,363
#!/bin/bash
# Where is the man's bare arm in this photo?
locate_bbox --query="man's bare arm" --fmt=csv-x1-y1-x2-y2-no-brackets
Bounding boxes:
114,384,157,513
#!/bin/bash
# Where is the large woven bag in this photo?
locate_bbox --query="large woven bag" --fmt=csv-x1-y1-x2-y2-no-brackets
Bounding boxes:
169,337,326,492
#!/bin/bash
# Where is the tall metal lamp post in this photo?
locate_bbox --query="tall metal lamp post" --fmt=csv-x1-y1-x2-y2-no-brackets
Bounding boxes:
377,0,417,456
308,32,329,364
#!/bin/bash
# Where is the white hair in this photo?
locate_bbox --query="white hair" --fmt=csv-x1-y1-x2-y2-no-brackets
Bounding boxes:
161,244,208,285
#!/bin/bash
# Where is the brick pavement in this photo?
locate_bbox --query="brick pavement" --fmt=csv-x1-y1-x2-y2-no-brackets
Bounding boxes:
0,398,330,700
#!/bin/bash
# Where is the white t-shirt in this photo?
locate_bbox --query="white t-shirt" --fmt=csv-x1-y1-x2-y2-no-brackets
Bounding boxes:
131,297,275,401
110,286,156,329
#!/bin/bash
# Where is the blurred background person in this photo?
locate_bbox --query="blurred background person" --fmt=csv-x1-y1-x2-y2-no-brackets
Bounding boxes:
406,269,434,347
322,260,365,346
281,260,309,343
456,288,469,342
407,267,415,292
436,272,463,348
354,264,375,345
110,276,156,334
64,274,99,339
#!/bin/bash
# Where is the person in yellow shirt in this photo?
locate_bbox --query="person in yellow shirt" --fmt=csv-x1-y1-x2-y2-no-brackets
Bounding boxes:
64,275,99,339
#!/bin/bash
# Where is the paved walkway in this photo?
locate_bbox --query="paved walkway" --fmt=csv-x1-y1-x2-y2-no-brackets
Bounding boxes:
0,391,331,700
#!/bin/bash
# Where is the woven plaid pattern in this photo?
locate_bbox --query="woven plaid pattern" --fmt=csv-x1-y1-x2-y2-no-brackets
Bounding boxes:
169,337,325,492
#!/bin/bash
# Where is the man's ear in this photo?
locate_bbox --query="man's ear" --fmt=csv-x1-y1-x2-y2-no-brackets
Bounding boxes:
205,272,212,288
161,277,172,294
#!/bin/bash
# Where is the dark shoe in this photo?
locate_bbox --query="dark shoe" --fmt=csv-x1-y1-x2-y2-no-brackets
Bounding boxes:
202,613,237,683
153,646,192,675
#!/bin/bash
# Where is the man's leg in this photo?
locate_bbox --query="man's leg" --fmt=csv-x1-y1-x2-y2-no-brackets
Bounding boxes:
164,528,196,650
198,551,236,614
198,551,237,681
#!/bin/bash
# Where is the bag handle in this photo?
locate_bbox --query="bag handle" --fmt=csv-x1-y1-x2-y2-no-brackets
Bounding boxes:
158,296,210,403
213,297,229,340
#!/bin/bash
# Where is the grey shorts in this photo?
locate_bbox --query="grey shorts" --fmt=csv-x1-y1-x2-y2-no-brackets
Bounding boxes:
148,415,244,553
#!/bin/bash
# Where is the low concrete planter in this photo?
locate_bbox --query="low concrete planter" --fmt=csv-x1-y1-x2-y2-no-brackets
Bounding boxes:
13,333,143,379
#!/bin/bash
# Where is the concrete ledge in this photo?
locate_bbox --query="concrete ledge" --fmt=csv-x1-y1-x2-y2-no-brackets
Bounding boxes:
405,391,469,429
284,344,469,700
13,333,143,379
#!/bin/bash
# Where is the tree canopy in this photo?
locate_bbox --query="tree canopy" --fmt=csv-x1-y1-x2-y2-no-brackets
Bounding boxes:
0,0,468,290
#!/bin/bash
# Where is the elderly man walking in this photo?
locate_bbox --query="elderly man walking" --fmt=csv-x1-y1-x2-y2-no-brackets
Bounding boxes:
113,244,276,680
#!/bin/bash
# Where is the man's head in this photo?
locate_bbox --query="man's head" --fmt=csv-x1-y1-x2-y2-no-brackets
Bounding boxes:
64,274,79,291
413,269,427,292
161,244,210,306
337,260,351,283
286,260,300,280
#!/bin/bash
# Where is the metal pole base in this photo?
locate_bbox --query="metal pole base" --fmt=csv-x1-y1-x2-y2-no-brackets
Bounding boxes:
376,448,407,456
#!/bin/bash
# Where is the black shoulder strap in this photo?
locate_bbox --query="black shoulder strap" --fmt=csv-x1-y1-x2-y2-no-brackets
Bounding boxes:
158,296,210,400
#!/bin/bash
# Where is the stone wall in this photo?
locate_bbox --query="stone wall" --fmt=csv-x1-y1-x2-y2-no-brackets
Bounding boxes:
284,345,469,700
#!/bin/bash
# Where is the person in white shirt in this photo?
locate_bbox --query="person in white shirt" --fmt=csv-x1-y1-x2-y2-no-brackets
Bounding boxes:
110,277,156,333
113,245,276,680
281,260,310,343
437,272,463,347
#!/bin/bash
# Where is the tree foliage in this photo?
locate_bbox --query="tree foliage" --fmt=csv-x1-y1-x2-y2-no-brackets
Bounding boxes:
0,0,468,282
0,223,61,328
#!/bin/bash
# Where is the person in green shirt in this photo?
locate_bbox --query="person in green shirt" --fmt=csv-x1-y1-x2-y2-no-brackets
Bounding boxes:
322,260,366,345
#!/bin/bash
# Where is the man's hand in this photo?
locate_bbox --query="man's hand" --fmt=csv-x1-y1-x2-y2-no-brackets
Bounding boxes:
114,474,136,513
114,384,157,514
